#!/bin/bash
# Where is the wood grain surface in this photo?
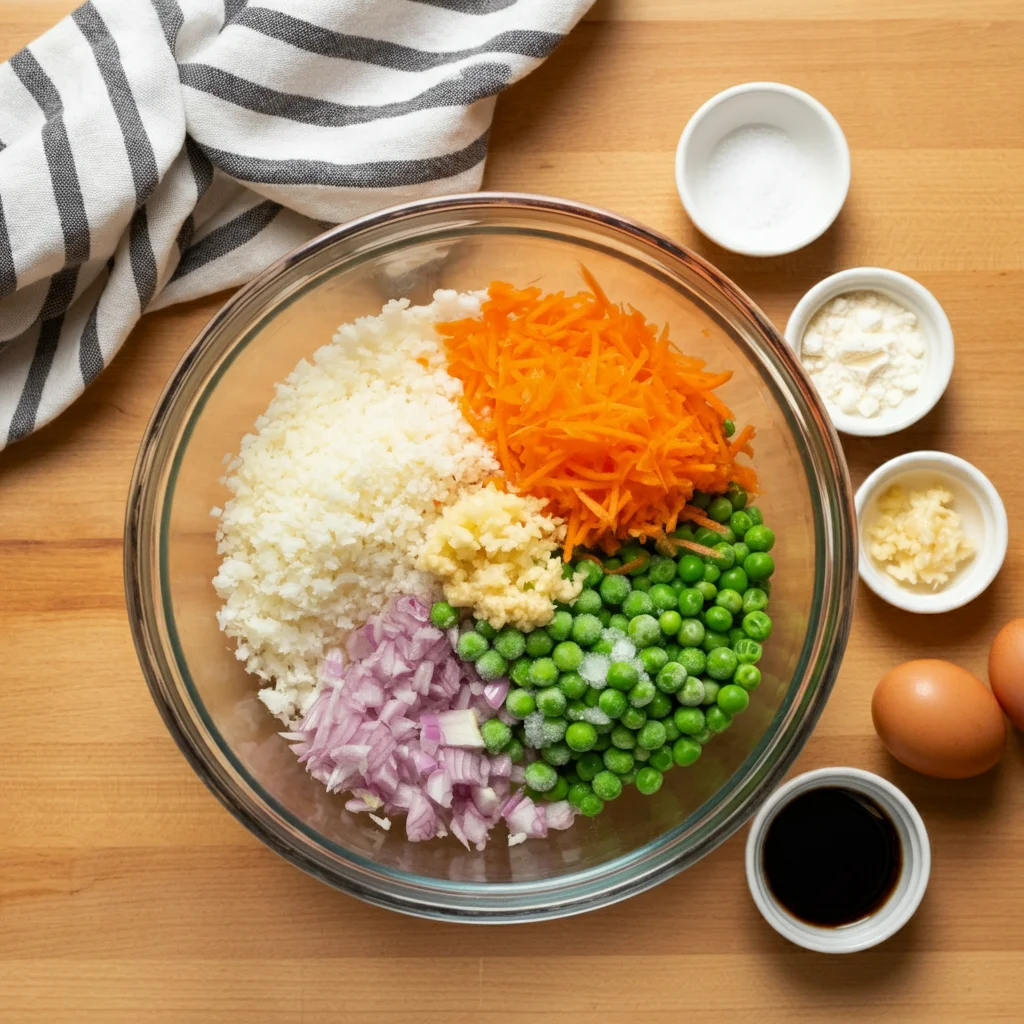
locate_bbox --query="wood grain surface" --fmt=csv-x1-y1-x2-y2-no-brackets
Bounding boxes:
3,2,1024,1021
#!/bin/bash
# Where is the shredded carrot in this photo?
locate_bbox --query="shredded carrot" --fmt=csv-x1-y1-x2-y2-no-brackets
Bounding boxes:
575,552,605,568
605,557,648,576
437,271,757,560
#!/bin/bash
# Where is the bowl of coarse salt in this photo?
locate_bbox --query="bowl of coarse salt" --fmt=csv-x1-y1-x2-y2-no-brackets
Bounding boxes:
675,82,850,257
785,268,955,437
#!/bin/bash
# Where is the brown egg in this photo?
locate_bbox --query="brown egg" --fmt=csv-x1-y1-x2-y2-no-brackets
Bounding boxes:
872,659,1006,779
989,619,1024,730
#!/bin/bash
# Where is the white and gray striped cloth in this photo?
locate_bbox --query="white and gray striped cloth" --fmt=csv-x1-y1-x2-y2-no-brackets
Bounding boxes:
0,0,592,449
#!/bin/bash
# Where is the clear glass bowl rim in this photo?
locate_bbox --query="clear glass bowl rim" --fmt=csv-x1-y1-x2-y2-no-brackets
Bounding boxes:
124,191,857,923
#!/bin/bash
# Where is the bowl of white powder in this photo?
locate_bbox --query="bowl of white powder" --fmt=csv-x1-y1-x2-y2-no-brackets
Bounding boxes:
785,267,955,436
675,82,850,257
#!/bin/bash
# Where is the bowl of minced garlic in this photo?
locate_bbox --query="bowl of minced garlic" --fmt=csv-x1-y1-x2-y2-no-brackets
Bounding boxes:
854,452,1007,614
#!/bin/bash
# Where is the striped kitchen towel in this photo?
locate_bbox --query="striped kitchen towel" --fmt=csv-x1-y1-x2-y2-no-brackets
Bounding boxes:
0,0,593,449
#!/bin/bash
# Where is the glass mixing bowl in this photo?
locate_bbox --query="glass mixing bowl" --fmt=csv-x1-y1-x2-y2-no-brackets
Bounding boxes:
125,193,856,922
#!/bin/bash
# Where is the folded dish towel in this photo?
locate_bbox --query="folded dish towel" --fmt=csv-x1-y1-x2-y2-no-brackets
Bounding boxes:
0,0,592,449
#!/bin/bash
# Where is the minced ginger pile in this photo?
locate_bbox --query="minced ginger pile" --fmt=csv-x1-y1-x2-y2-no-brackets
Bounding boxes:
418,483,582,629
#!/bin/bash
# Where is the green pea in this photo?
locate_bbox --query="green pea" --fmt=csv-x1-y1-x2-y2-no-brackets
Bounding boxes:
524,761,557,792
664,642,683,662
745,525,775,552
456,631,489,662
743,551,775,582
609,613,630,632
575,559,604,589
719,567,749,593
732,541,750,562
711,542,736,571
570,613,603,646
718,684,750,715
695,580,718,603
524,631,552,659
552,640,584,672
649,583,678,611
631,574,653,593
603,747,634,774
493,627,527,661
593,732,612,750
672,523,696,541
742,588,769,614
678,677,706,707
559,671,588,700
474,619,498,641
637,720,668,751
505,738,525,763
728,510,753,538
677,554,705,583
607,661,639,691
535,685,567,716
622,591,654,618
528,657,559,688
598,573,631,608
672,737,702,767
655,662,687,694
566,699,588,722
701,679,720,706
584,686,601,707
706,646,739,681
760,579,772,597
430,601,459,629
648,556,678,584
541,740,572,766
568,781,593,808
677,587,705,617
592,770,623,801
603,558,623,571
573,589,604,616
705,705,733,733
677,618,705,648
648,745,674,772
715,588,744,616
598,608,613,627
694,526,721,547
543,776,570,802
722,418,736,438
475,649,508,681
703,562,721,584
735,664,762,691
505,688,536,719
578,792,604,817
599,688,628,719
481,718,512,754
706,496,732,523
620,707,646,732
704,605,734,634
728,627,747,648
673,707,706,736
628,679,656,708
546,610,574,642
701,629,730,653
566,721,598,752
611,724,636,750
592,636,615,655
691,491,712,510
662,721,681,743
677,647,706,676
638,646,668,675
647,691,673,719
733,638,762,664
746,506,764,526
742,610,773,641
669,577,687,595
727,482,748,511
628,614,662,649
656,610,682,636
635,766,664,795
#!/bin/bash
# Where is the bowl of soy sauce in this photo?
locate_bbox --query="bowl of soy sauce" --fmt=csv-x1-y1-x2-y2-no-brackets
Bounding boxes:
745,768,930,953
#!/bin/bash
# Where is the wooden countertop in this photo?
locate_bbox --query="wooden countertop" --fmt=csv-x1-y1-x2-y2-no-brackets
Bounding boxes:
3,2,1024,1021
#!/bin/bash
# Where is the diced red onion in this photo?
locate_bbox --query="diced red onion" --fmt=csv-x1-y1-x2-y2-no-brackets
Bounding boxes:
489,753,512,779
483,679,510,710
425,769,453,808
436,709,484,749
544,800,575,831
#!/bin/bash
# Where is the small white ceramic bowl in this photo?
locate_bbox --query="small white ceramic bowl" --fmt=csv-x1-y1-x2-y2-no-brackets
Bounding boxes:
746,767,930,954
855,451,1007,614
675,82,850,257
785,268,955,436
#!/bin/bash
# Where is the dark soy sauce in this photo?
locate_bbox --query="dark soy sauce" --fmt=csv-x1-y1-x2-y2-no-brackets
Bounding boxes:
762,787,902,927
